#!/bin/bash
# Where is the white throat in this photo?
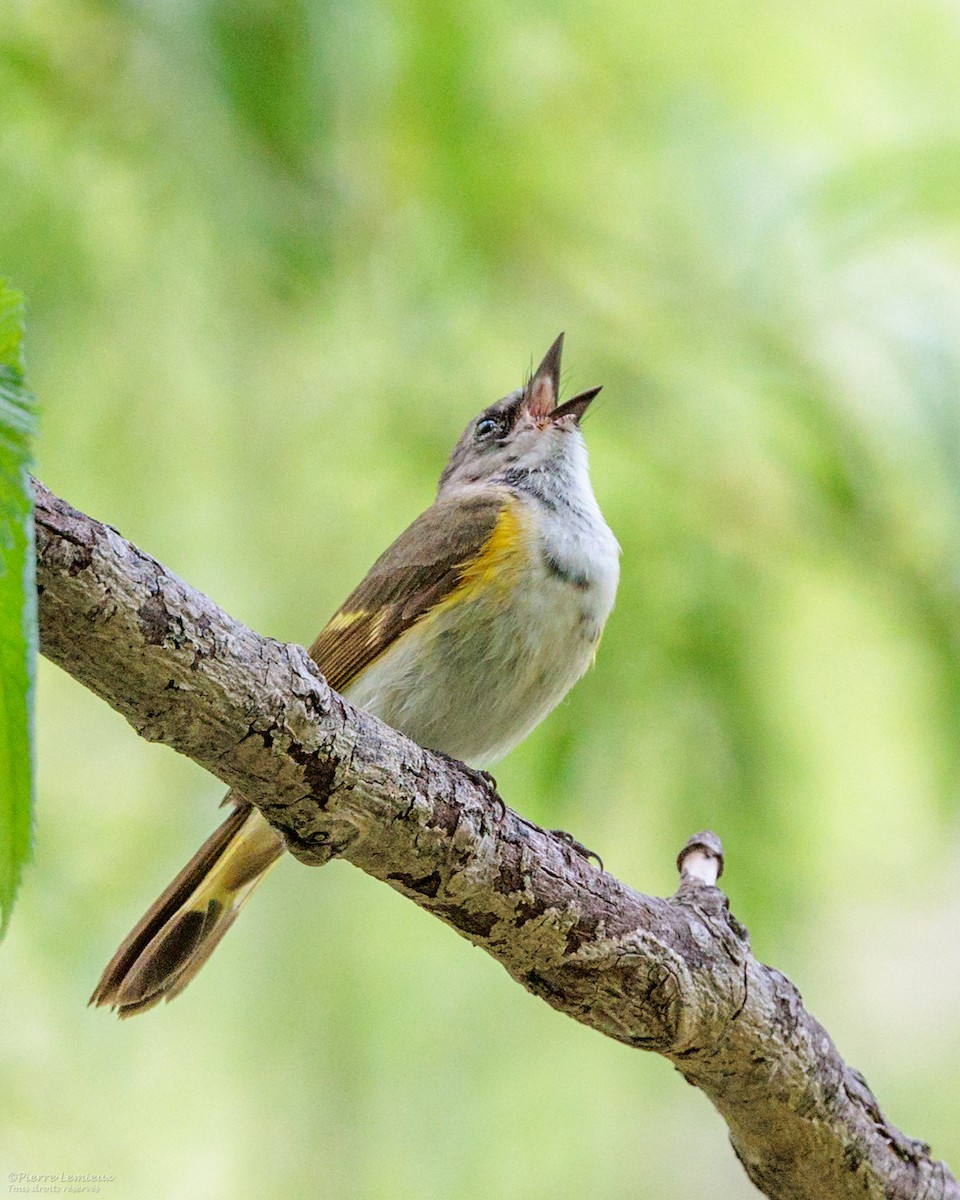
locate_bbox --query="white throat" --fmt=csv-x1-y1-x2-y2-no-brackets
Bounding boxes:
498,429,621,603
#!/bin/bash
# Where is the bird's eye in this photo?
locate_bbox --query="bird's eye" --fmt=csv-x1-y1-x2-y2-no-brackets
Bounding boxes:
475,416,502,440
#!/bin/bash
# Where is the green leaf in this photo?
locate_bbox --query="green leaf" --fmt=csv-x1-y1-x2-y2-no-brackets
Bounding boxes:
0,282,36,935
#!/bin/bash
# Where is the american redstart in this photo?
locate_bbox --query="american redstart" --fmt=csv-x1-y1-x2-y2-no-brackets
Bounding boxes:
92,334,620,1016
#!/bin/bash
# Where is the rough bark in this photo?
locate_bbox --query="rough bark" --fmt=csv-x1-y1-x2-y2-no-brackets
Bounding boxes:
32,478,957,1200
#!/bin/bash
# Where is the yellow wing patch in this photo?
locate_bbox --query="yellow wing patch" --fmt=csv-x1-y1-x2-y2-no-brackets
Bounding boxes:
319,610,361,635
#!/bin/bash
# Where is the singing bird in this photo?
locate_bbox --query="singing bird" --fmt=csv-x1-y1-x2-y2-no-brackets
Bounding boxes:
92,335,620,1016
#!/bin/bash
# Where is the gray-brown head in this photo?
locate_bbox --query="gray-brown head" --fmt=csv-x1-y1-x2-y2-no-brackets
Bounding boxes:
437,334,602,495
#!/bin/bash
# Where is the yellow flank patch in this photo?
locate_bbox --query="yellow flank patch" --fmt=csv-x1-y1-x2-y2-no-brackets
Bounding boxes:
446,501,528,604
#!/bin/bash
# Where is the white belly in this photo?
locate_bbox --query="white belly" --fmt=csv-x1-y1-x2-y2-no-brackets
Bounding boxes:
344,500,619,767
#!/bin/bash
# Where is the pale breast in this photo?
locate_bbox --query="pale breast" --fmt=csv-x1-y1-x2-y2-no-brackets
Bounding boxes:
344,493,619,766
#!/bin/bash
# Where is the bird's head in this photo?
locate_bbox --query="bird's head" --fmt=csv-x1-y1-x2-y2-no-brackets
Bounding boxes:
438,334,601,495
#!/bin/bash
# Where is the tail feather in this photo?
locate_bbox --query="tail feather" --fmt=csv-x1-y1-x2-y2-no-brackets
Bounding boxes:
91,801,284,1017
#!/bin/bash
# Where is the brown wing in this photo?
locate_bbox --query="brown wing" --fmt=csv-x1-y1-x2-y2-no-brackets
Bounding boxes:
309,490,508,693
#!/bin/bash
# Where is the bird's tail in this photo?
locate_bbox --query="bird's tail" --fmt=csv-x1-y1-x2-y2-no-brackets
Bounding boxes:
90,801,284,1017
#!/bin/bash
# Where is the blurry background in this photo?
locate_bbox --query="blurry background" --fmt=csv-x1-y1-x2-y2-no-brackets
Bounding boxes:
3,0,960,1194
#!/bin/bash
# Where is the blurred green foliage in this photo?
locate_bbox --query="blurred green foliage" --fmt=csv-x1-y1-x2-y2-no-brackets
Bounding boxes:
3,0,960,1195
0,282,35,935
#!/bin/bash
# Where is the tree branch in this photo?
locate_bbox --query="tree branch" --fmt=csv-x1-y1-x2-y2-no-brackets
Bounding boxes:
33,478,957,1200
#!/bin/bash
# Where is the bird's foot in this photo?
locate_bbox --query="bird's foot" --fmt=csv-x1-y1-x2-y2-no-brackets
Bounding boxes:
550,829,604,871
476,770,507,821
431,752,506,821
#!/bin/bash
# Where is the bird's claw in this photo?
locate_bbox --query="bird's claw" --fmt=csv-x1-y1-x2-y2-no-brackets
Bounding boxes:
550,829,604,871
432,752,506,821
477,770,506,821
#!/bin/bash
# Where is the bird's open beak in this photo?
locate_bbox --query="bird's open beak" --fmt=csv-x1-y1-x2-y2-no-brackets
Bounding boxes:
524,333,564,419
550,385,602,424
524,333,601,425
